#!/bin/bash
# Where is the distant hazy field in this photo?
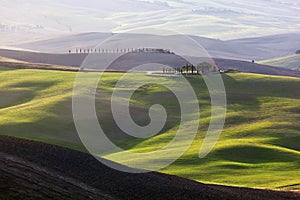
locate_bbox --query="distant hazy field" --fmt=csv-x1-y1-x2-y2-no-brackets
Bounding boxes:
259,54,300,70
0,67,299,190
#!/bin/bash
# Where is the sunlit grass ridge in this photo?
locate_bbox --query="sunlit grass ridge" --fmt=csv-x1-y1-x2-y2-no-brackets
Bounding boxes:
0,67,299,189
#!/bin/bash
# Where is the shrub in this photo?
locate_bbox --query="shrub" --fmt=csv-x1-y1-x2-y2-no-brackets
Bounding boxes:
225,68,238,73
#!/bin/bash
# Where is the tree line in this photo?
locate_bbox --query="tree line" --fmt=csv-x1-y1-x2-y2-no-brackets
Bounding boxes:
68,48,174,54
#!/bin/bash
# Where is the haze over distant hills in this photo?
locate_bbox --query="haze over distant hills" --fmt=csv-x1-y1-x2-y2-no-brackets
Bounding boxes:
1,0,300,75
1,0,300,45
14,32,300,61
259,54,300,70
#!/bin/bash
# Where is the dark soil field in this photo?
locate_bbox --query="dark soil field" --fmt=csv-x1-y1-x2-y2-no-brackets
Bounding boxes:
0,136,299,200
1,49,300,78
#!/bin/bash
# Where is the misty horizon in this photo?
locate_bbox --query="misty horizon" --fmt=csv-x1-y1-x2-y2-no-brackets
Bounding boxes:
1,0,300,45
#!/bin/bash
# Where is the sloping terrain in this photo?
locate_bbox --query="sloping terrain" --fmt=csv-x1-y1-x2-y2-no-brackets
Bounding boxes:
0,49,87,67
14,32,113,53
0,68,299,190
224,33,300,60
14,32,300,60
259,54,300,70
0,56,79,72
1,0,300,44
214,58,300,78
1,136,299,200
1,49,300,78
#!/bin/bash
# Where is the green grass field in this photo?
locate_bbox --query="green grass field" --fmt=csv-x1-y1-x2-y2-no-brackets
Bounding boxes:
0,67,299,190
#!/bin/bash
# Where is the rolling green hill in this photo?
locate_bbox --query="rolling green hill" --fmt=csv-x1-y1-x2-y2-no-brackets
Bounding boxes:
0,67,299,190
259,54,300,70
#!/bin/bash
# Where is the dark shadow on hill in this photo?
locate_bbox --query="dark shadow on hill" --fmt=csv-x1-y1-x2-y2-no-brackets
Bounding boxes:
215,58,300,78
1,136,299,200
0,80,59,109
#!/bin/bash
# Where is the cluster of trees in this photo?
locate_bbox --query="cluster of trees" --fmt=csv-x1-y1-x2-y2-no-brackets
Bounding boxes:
296,50,300,54
181,64,200,75
68,48,174,54
163,62,219,75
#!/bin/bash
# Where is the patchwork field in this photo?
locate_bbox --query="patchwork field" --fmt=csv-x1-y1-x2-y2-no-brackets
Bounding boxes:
0,67,299,190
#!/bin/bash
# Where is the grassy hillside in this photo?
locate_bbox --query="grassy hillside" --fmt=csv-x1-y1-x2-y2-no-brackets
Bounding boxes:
0,67,299,190
259,54,300,70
